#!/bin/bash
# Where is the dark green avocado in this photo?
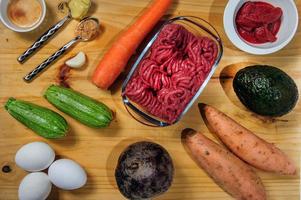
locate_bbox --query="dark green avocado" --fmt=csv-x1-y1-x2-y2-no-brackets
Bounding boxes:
233,65,298,117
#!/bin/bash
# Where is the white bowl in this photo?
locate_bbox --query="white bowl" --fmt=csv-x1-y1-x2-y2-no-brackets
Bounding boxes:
0,0,46,32
223,0,298,55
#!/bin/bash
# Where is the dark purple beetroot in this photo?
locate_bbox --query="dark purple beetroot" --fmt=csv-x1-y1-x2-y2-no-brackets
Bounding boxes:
115,141,174,199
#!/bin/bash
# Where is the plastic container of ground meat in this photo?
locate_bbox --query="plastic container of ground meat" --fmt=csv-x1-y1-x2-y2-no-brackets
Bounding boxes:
122,16,223,127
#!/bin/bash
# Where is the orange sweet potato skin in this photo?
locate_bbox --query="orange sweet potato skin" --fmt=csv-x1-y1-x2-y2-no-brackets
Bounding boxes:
182,129,266,200
200,104,297,175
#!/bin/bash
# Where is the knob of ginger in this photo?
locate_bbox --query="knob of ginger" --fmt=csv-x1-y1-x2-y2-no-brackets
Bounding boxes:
68,0,91,20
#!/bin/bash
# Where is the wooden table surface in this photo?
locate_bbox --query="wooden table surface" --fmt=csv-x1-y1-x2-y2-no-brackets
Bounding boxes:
0,0,300,199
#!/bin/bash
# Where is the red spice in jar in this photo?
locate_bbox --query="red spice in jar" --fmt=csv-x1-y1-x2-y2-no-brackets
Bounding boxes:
235,1,283,44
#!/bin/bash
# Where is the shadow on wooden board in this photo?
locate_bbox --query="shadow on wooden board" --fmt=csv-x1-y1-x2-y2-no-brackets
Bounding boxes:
208,0,239,52
219,62,257,110
50,124,77,147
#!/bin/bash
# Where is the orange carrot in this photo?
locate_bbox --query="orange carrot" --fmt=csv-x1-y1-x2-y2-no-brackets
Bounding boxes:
182,129,266,200
92,0,172,89
199,103,297,175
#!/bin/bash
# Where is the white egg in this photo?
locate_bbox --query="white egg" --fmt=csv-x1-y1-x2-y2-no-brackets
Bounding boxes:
48,159,87,190
15,142,55,172
18,172,52,200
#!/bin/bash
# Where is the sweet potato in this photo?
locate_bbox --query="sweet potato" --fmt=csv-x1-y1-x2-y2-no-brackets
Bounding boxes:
182,128,266,200
199,103,297,175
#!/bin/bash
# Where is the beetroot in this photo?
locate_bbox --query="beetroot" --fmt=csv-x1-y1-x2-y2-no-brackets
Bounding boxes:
115,141,174,199
235,1,283,44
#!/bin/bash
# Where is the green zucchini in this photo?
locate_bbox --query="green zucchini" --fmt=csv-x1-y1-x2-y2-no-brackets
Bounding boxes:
44,85,113,128
4,98,68,138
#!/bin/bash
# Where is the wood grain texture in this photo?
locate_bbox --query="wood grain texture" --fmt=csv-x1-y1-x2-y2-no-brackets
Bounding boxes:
0,0,300,199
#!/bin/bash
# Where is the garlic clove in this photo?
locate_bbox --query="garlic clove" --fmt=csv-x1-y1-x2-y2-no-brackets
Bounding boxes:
65,52,86,68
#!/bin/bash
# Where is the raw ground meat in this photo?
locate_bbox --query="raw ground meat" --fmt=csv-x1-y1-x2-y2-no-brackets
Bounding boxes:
124,24,218,123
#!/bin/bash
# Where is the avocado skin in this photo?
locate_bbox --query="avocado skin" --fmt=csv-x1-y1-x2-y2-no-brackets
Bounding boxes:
233,65,298,117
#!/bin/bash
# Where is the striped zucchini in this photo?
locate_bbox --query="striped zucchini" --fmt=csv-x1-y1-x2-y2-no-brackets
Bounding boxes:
44,85,113,128
5,98,68,138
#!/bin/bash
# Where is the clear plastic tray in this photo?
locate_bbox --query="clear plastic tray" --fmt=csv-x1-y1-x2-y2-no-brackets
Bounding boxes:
122,16,223,127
